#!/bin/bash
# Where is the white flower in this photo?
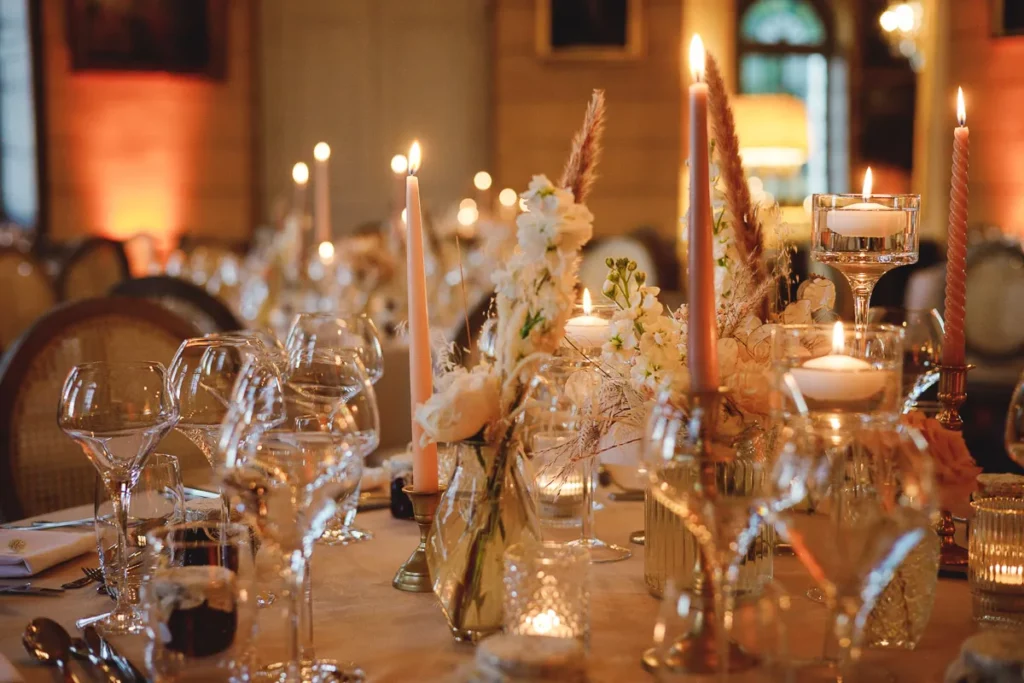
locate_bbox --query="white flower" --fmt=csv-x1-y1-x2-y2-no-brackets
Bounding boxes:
604,317,639,360
639,317,681,367
797,277,836,313
415,368,501,444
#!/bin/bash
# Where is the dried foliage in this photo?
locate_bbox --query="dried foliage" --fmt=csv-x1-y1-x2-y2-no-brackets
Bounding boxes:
559,89,606,204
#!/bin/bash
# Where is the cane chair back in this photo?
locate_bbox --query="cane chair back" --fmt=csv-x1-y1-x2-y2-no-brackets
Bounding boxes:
56,238,131,302
0,248,56,352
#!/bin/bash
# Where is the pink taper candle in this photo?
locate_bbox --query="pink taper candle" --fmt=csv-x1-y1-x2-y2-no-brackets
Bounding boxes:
942,87,969,366
406,141,439,493
686,35,719,393
313,142,332,246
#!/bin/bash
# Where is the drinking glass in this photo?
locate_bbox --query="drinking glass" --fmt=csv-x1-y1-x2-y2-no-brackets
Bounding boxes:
220,380,364,682
95,454,185,607
1004,371,1024,468
59,361,178,635
867,307,944,411
523,356,630,563
811,191,920,326
143,522,257,682
286,312,384,384
208,329,288,370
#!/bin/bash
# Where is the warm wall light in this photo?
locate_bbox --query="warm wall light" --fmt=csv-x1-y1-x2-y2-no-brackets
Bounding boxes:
292,162,309,185
314,142,331,161
457,206,479,226
391,154,408,174
473,171,492,191
732,94,808,171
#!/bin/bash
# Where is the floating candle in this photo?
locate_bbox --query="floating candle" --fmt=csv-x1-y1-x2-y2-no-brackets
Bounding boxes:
564,289,609,349
790,322,886,402
825,168,905,238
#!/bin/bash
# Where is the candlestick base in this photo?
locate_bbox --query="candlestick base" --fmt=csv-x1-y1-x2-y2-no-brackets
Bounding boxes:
937,509,969,572
936,364,973,432
393,485,444,593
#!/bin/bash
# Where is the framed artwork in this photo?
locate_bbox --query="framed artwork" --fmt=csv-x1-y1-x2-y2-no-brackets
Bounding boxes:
65,0,227,78
992,0,1024,37
535,0,644,61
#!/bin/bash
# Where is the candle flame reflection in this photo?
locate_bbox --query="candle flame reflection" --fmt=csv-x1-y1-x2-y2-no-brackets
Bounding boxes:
831,321,845,355
689,35,705,82
408,141,422,175
956,87,966,127
861,167,873,201
292,162,309,185
582,288,593,315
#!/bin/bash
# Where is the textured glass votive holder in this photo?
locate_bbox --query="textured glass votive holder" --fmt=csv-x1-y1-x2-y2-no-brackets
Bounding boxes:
969,497,1024,627
503,541,590,644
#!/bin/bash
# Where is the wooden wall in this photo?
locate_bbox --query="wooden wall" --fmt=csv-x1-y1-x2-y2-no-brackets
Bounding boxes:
493,0,684,241
946,0,1024,236
40,0,255,251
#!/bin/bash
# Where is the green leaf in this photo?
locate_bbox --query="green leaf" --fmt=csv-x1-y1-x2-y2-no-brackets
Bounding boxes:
520,310,545,339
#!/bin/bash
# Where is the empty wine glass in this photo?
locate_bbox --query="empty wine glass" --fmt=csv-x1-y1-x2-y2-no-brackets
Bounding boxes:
59,361,178,635
220,373,364,682
1005,372,1024,468
867,307,944,411
286,312,384,384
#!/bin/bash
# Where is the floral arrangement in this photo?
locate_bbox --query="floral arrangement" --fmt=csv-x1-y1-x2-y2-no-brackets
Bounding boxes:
902,409,981,514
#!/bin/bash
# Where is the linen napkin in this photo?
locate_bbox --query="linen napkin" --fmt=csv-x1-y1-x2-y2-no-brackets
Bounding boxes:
0,651,24,683
0,529,93,578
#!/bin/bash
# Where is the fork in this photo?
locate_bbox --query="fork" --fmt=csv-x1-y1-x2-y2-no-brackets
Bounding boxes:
61,567,103,590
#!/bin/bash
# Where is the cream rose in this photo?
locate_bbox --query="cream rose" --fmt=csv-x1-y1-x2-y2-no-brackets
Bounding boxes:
415,369,501,444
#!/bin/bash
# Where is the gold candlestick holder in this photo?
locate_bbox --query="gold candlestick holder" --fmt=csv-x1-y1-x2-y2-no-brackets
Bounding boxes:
642,389,758,675
393,485,444,593
936,363,973,572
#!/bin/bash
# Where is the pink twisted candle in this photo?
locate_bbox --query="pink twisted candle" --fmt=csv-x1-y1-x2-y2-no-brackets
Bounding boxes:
942,87,969,366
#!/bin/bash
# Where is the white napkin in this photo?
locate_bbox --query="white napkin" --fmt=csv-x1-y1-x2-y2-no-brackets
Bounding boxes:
0,529,94,578
0,651,23,683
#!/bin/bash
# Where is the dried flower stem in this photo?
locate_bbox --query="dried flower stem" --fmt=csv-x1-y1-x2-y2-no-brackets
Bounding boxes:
559,89,606,203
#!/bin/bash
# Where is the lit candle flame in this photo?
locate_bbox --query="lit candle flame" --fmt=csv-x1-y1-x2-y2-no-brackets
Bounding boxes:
292,162,309,185
408,141,421,175
401,208,407,223
582,288,593,315
313,142,331,161
391,154,408,174
689,34,705,83
473,171,492,191
498,188,517,207
459,198,477,211
861,167,873,201
831,321,845,355
956,87,966,127
318,241,335,261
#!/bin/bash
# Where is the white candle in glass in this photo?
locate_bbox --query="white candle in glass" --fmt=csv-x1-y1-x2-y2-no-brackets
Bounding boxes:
565,289,609,349
825,168,905,237
790,321,886,402
525,609,573,638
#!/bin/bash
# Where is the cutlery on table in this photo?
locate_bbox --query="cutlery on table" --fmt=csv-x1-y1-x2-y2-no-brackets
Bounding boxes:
23,617,82,682
70,636,124,683
61,568,103,590
608,490,644,502
83,625,145,683
74,612,110,631
1,583,65,596
1,518,95,530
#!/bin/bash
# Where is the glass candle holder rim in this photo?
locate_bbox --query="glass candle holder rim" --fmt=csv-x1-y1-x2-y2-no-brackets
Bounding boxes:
772,322,905,344
812,192,922,204
570,300,617,317
505,539,590,566
146,521,251,550
971,497,1024,515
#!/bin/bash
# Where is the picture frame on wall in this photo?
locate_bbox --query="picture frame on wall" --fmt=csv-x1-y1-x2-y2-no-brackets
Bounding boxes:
65,0,227,78
992,0,1024,37
535,0,644,61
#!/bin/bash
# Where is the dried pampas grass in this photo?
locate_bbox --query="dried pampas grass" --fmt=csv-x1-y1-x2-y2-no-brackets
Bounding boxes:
559,89,606,204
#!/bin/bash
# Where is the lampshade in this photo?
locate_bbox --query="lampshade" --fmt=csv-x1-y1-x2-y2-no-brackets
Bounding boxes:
732,94,808,171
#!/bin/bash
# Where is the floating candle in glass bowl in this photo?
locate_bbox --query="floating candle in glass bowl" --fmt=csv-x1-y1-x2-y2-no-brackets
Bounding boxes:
825,168,906,238
564,289,612,352
790,322,887,402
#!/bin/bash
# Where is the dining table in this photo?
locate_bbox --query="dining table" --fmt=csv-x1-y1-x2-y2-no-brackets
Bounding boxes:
0,496,977,682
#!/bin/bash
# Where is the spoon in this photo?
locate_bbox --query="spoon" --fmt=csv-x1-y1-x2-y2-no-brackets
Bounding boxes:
70,637,124,683
83,625,143,683
23,618,80,683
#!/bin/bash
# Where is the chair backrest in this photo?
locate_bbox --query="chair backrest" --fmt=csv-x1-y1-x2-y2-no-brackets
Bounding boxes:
0,247,57,351
110,275,242,335
0,298,200,521
56,237,131,302
964,240,1024,361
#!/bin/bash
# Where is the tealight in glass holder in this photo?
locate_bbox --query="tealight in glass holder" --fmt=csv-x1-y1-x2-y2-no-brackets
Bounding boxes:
811,185,920,326
563,288,615,359
969,497,1024,627
772,322,904,437
503,541,590,644
531,438,586,528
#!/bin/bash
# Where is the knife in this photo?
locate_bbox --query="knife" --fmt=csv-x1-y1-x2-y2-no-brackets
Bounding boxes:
0,584,65,596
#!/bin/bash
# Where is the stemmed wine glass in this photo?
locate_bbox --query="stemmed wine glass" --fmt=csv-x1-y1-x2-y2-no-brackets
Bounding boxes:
1004,372,1024,468
58,361,178,635
867,307,945,412
220,358,364,683
811,178,920,326
286,313,384,543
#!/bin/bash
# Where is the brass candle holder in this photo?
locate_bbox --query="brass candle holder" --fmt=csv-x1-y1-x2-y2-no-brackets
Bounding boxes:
936,363,973,572
393,485,444,593
642,389,758,675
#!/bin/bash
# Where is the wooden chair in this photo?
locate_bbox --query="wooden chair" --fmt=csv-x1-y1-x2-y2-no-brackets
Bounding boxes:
110,275,242,335
0,247,57,352
0,298,201,521
55,237,131,302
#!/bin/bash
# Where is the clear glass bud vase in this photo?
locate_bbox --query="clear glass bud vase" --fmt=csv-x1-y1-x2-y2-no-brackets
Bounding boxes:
427,438,540,642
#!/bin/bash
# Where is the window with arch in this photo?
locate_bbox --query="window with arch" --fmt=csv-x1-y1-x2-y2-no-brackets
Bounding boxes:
738,0,848,203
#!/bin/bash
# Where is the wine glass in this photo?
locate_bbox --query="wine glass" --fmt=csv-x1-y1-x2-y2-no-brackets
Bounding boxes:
764,419,938,682
208,329,288,370
811,187,920,326
1005,372,1024,468
867,307,944,411
59,361,178,635
285,312,384,384
523,356,630,563
219,369,364,682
